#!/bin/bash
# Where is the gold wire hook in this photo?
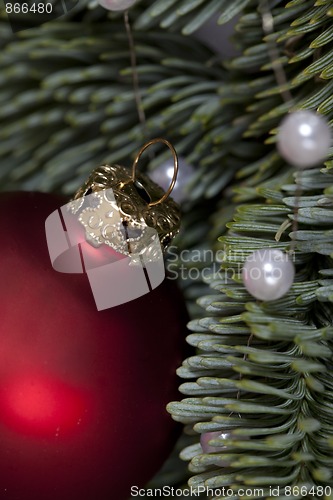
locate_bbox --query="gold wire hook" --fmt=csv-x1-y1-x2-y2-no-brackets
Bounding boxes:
131,138,179,207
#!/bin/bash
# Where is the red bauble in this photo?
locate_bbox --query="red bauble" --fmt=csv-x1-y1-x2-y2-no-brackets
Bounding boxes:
0,192,187,500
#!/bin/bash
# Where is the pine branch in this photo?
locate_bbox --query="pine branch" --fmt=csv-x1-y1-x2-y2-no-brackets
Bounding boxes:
134,0,253,34
168,1,333,497
0,14,224,195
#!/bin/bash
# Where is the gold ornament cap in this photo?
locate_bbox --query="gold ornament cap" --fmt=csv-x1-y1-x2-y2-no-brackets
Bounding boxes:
72,138,181,252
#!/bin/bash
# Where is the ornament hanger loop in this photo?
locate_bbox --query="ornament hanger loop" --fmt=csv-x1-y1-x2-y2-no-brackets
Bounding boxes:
131,138,179,207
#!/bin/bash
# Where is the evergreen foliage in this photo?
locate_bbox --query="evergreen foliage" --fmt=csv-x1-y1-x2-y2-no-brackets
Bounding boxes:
1,0,333,497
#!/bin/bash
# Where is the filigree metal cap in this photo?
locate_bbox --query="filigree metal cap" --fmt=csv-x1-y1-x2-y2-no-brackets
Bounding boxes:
72,138,181,253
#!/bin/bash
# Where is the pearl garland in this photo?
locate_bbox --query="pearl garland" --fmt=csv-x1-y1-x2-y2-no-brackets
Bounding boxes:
200,431,230,454
95,0,137,11
277,110,332,168
150,157,194,204
242,249,295,301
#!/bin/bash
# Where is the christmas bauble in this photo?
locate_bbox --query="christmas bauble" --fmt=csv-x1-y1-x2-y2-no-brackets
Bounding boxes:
0,192,187,500
277,110,332,168
242,248,294,301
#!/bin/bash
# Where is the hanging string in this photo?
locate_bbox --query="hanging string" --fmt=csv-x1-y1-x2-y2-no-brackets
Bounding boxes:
123,10,148,138
259,0,299,254
260,1,293,104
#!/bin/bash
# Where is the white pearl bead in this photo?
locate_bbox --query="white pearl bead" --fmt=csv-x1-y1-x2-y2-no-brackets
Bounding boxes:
277,110,332,168
96,0,136,11
150,157,194,204
200,431,229,454
242,249,294,301
200,430,249,463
